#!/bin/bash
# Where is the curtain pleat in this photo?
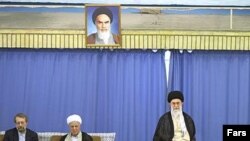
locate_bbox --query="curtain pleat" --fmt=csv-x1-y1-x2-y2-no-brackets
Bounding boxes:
168,50,250,141
0,49,167,141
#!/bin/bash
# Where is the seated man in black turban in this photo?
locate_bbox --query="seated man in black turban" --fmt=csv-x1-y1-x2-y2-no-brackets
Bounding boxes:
153,91,196,141
87,6,120,45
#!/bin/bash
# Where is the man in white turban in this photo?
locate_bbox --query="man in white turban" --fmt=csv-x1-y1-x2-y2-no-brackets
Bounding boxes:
60,114,93,141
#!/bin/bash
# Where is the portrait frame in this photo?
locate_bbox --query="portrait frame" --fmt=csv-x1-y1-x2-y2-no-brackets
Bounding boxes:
85,4,121,47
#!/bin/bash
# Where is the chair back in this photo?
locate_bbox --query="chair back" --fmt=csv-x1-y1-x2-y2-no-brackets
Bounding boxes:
92,136,101,141
50,135,62,141
0,134,4,141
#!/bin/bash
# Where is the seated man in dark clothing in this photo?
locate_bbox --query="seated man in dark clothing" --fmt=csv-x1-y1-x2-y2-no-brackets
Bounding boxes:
4,113,38,141
153,91,196,141
60,114,92,141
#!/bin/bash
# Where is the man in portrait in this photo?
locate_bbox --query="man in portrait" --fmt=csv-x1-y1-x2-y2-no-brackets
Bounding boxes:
87,6,120,45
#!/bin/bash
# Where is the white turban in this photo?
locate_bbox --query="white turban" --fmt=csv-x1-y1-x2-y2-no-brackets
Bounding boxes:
67,114,82,125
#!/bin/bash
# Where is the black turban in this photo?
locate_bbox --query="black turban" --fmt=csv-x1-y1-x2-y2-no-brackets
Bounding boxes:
92,7,113,24
167,91,184,103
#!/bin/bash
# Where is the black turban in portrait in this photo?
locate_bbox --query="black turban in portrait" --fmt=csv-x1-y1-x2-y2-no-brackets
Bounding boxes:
92,7,113,24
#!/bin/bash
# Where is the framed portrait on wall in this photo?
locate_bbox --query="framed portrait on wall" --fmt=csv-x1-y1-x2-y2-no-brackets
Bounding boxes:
85,4,121,47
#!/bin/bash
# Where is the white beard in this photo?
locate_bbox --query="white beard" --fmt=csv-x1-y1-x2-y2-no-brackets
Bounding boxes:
171,105,188,136
97,30,111,44
171,106,182,118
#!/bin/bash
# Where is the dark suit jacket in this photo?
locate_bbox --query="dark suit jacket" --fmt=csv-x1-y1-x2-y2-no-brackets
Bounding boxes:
3,128,38,141
60,132,93,141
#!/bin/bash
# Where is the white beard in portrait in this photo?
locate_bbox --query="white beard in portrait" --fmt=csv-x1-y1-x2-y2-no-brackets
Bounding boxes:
97,28,111,44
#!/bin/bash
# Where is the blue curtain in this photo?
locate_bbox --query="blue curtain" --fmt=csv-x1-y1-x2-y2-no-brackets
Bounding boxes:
0,49,167,141
168,50,250,141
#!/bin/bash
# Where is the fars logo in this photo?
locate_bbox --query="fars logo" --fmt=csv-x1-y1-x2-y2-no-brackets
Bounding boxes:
223,125,250,141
